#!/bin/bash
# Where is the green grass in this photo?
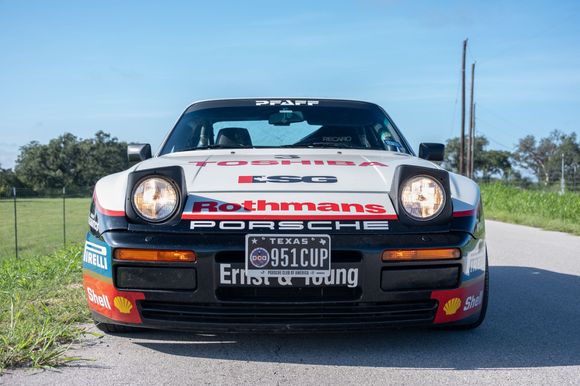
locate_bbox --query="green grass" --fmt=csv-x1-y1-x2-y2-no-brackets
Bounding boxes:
0,198,91,260
481,183,580,235
0,245,90,372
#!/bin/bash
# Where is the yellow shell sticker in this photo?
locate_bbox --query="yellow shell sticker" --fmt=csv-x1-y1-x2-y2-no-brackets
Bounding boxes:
113,296,133,314
443,297,461,316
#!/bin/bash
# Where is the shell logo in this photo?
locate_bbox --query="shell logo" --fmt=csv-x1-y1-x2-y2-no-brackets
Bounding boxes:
443,297,461,315
113,296,133,314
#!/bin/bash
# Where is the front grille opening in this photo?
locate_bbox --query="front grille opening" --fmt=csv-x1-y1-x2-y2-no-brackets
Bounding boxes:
214,250,363,264
139,300,438,325
215,286,362,302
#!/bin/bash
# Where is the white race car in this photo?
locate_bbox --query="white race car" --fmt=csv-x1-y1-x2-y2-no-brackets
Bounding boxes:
83,98,488,332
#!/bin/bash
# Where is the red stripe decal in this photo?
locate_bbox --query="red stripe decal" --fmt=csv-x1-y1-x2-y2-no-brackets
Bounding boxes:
181,214,397,220
94,193,125,217
238,176,253,183
453,209,476,217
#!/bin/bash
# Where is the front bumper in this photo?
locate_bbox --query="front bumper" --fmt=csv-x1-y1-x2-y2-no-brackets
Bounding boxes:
82,230,486,331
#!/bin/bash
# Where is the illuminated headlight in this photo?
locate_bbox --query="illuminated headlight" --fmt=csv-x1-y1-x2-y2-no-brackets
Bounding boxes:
132,177,179,222
400,176,445,220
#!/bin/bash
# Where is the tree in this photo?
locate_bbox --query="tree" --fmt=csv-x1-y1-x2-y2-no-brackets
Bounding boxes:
480,150,512,181
14,131,129,191
443,135,512,180
0,164,26,195
513,130,580,186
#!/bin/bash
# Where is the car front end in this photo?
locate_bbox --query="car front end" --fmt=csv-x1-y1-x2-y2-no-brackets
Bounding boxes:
82,99,488,332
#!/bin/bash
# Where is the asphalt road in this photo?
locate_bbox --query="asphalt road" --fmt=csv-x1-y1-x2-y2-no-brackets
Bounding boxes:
3,220,580,385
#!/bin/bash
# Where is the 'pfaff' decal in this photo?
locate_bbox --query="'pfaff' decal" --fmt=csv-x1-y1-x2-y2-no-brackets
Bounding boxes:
255,99,319,106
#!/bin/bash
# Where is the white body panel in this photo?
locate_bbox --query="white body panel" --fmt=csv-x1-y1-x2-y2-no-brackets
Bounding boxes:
94,149,480,215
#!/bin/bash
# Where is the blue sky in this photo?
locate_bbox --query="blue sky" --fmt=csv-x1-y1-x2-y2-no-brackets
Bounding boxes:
1,0,579,168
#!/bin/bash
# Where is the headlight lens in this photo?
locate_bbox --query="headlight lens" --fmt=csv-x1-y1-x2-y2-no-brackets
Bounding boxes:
400,176,445,220
132,177,179,222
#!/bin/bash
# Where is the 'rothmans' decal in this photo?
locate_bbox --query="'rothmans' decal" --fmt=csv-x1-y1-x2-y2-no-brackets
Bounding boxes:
182,199,397,220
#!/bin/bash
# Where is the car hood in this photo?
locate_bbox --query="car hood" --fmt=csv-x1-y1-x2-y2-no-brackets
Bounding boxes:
134,149,441,193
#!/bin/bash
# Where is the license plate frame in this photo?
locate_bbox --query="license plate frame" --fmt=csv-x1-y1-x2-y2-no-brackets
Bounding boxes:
245,234,331,278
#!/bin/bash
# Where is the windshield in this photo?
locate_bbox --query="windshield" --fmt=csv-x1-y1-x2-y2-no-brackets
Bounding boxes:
159,105,410,155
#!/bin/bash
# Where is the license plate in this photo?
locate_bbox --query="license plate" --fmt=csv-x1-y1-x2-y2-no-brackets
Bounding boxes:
245,234,331,278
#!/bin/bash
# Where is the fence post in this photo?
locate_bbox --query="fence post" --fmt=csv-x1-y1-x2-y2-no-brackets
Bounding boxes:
63,186,66,246
13,187,18,259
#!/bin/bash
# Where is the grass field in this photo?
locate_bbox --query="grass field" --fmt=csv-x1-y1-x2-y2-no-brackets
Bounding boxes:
0,245,89,372
480,183,580,236
0,198,91,260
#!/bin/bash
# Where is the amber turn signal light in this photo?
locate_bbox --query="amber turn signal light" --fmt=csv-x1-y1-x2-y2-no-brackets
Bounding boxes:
382,248,460,261
114,249,196,262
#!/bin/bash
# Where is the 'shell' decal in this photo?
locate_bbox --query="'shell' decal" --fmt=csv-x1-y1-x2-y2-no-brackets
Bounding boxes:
83,274,144,324
431,279,485,323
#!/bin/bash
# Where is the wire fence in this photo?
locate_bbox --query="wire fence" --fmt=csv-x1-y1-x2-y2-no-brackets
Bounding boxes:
0,187,92,260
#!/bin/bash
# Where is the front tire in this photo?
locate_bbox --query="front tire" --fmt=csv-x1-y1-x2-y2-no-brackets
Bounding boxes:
94,320,142,333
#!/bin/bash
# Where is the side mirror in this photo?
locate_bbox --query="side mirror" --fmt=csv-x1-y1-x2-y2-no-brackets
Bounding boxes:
419,143,444,161
128,144,152,162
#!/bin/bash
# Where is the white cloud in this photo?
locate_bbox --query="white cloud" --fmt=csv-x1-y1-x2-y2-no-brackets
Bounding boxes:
0,143,19,170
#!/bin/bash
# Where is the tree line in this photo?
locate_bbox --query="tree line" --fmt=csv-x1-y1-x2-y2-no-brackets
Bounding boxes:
1,129,579,196
444,130,580,190
0,131,128,195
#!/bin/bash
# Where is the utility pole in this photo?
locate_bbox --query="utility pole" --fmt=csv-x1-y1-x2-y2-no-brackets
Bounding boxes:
460,39,467,176
468,61,476,179
471,103,476,178
13,187,18,259
560,153,565,195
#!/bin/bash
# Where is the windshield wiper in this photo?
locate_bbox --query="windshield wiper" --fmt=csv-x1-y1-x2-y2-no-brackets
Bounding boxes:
186,145,254,150
281,142,369,149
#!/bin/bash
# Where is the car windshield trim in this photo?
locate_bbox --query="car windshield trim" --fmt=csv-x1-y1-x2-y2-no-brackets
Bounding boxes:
159,104,412,156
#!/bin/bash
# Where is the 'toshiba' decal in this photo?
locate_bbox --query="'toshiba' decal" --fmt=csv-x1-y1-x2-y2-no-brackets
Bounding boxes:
188,159,388,167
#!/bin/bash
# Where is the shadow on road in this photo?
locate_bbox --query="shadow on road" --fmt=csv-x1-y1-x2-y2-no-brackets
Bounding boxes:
129,266,579,369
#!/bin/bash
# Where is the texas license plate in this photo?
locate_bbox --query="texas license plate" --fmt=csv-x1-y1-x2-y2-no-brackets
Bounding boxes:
245,234,331,278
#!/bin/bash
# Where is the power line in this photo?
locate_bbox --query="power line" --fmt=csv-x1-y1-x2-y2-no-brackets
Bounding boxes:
474,116,516,150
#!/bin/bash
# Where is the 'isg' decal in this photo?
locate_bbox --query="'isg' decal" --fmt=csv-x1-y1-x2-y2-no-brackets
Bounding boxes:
238,175,337,184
